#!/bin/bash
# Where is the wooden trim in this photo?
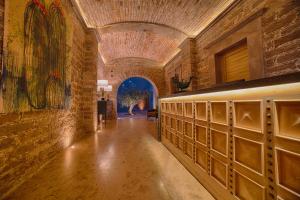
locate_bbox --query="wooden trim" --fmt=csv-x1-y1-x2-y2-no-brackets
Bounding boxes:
159,72,300,99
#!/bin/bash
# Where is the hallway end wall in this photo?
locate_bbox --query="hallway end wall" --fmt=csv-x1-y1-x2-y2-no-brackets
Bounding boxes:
102,63,165,119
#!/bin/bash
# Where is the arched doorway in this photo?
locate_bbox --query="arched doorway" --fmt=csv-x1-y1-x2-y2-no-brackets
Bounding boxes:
117,77,158,118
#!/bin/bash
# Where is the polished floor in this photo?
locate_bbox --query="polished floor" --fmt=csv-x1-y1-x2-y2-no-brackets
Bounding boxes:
8,118,214,200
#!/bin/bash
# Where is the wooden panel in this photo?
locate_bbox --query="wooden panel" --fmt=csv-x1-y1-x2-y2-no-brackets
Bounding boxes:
234,171,265,200
165,116,170,126
166,103,170,113
171,118,176,130
276,149,300,196
211,102,227,125
195,125,207,146
218,41,249,83
178,136,184,151
171,133,177,146
211,129,227,156
184,141,194,160
170,103,176,114
234,101,262,131
161,126,165,137
195,148,207,171
275,101,300,140
176,120,183,134
195,102,207,121
184,121,193,139
211,157,227,187
234,136,263,174
160,84,300,200
161,103,165,112
166,130,171,140
176,103,183,115
184,102,193,118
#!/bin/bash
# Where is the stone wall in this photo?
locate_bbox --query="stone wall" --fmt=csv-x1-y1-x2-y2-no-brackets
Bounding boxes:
0,0,98,198
164,0,300,93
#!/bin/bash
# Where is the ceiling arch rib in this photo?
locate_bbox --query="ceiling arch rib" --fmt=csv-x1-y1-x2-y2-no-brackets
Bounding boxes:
97,22,188,42
105,57,163,68
98,29,181,66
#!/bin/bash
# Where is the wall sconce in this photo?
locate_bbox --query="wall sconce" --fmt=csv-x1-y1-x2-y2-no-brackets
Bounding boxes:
97,80,108,87
104,85,112,92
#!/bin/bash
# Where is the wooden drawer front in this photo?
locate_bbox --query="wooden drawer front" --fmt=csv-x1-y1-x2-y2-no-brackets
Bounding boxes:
178,136,184,151
184,141,194,160
184,121,193,139
171,118,176,130
195,147,207,171
195,102,207,121
195,125,207,146
211,156,227,187
211,129,227,157
184,102,193,118
211,102,227,125
234,101,262,132
276,149,300,197
234,136,263,174
176,120,183,134
171,133,177,146
176,103,183,116
234,171,265,200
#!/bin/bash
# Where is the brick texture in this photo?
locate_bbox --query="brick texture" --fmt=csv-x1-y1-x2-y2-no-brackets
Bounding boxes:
164,0,300,93
0,0,98,198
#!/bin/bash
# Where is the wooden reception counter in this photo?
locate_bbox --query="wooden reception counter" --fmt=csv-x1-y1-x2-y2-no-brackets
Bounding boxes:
159,72,300,200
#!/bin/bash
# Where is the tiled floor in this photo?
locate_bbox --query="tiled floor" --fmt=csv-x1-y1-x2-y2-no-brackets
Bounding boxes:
7,118,214,200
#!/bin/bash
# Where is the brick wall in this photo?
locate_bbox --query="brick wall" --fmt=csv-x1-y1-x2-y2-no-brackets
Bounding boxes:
164,0,300,93
262,0,300,76
0,1,98,198
164,38,196,94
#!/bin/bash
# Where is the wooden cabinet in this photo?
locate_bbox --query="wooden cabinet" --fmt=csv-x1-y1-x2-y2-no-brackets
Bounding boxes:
159,82,300,200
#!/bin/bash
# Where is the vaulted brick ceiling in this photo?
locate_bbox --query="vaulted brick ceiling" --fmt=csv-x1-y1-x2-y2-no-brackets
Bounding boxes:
74,0,235,66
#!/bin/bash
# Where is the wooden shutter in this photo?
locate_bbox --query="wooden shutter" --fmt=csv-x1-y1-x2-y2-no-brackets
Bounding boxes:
218,42,249,83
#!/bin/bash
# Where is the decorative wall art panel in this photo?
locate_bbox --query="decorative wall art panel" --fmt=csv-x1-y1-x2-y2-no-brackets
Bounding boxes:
0,0,73,113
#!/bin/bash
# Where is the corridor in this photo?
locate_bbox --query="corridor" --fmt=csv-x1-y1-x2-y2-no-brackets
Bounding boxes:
7,119,214,200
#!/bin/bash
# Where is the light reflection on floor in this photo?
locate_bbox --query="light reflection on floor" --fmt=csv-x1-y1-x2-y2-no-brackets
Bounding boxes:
8,118,214,200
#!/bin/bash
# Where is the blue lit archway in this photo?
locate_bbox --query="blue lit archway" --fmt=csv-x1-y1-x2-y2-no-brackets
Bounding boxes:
117,77,157,117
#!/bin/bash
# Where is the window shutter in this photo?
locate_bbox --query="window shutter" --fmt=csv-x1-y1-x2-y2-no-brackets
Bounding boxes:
219,42,249,82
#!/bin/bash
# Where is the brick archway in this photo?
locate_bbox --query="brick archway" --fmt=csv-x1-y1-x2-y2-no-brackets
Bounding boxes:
103,65,165,119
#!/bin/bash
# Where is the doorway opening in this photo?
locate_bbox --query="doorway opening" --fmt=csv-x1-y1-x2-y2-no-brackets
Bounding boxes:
117,77,157,118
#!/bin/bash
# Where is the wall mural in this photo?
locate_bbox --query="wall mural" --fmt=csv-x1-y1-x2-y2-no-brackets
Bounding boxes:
0,0,72,113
